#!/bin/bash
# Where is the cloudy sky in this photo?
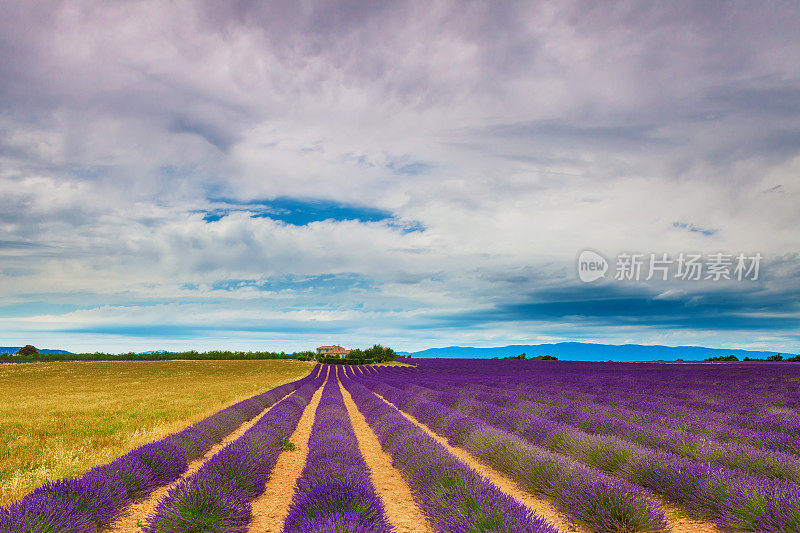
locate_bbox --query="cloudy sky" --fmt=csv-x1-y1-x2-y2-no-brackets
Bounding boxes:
1,1,799,354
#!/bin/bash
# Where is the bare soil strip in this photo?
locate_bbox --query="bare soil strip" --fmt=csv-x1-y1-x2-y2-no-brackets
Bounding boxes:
373,393,722,533
108,388,302,533
372,394,588,533
249,366,330,533
661,502,722,533
338,370,434,533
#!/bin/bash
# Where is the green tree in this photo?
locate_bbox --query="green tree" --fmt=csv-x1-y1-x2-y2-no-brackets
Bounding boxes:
703,355,738,362
293,351,316,361
17,345,38,357
347,349,367,363
363,344,396,362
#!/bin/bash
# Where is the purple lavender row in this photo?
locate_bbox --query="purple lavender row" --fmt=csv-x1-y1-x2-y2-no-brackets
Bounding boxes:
409,359,800,408
282,371,393,533
389,361,800,442
375,363,800,440
387,375,800,487
562,386,800,439
406,377,800,478
426,366,800,429
397,359,800,417
339,373,564,533
441,378,800,457
0,365,321,533
360,375,799,533
144,368,327,533
455,376,800,441
350,373,668,533
491,380,800,434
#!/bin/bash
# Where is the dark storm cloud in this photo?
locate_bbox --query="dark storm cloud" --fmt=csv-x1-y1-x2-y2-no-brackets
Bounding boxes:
425,274,800,332
426,256,800,334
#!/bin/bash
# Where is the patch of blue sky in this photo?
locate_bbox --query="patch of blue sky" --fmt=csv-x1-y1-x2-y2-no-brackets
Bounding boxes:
199,196,426,234
249,198,389,225
386,220,427,234
188,273,373,293
672,221,718,236
203,196,392,225
199,210,227,222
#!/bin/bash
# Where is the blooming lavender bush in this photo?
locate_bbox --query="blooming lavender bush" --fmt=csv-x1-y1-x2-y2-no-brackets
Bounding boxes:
143,476,252,533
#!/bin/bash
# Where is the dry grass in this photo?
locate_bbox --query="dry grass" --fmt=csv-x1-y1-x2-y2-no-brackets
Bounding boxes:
0,359,313,505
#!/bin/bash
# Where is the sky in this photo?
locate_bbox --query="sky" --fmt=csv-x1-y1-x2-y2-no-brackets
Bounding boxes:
1,1,799,354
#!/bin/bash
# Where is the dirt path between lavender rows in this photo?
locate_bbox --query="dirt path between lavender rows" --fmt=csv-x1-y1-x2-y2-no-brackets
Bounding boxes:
371,390,722,533
107,366,323,533
338,368,434,533
248,366,329,533
369,391,589,533
660,503,722,533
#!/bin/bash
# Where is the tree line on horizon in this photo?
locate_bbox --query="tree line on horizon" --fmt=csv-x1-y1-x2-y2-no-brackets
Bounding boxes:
3,344,404,363
495,353,558,360
4,345,314,362
703,353,800,362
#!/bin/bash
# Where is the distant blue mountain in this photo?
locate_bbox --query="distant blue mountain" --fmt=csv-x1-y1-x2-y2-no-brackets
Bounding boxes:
401,342,796,361
138,350,169,354
0,347,73,355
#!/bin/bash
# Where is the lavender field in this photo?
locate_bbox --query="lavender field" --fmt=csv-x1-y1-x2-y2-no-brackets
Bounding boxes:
2,361,799,533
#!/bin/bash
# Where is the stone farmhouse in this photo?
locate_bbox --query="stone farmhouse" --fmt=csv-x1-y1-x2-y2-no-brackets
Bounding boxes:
316,345,352,358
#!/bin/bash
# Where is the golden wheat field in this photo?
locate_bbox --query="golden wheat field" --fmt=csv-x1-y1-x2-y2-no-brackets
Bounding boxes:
0,359,313,505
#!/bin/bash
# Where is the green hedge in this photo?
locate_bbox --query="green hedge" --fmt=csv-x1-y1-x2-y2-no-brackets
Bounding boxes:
320,357,375,365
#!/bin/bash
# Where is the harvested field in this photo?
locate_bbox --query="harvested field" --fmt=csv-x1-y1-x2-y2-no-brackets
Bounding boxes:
0,359,313,504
